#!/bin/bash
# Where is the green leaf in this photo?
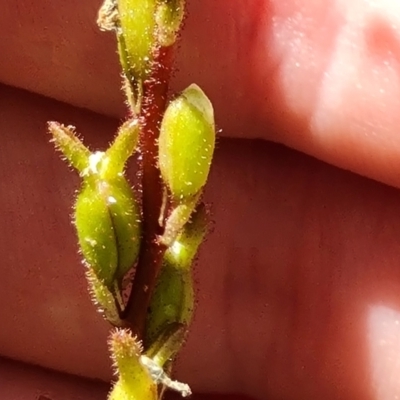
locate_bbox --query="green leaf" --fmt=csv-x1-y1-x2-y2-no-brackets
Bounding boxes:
75,175,141,288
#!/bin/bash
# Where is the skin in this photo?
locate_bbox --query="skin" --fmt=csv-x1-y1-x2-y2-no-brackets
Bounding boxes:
2,0,400,399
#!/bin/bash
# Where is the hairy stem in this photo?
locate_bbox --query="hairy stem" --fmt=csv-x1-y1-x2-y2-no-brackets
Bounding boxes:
123,46,172,337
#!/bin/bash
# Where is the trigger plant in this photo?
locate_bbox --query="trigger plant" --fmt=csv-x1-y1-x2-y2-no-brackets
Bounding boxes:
48,1,216,399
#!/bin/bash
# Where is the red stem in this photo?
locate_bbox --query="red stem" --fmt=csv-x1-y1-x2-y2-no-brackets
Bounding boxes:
123,46,172,338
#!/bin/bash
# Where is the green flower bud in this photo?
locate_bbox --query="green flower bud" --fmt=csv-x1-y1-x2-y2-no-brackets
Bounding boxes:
146,205,207,346
49,120,141,289
117,0,157,81
97,0,143,112
145,254,193,346
108,329,157,400
158,84,215,202
75,172,141,288
155,0,185,47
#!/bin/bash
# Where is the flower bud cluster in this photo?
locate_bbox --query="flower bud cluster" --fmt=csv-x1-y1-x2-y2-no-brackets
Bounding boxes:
50,1,216,399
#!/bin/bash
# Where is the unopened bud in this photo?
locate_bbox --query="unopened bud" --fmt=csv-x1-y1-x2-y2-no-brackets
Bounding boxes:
146,205,207,346
49,120,141,289
158,84,215,202
117,0,157,81
75,173,141,288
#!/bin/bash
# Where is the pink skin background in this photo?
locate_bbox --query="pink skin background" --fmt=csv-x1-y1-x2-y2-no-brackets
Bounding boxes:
2,0,400,399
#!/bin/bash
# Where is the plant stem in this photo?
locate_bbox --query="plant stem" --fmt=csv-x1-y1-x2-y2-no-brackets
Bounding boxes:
123,46,172,338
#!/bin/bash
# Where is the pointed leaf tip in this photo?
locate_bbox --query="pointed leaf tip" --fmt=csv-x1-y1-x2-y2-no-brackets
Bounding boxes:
48,121,90,172
102,118,140,179
108,329,157,400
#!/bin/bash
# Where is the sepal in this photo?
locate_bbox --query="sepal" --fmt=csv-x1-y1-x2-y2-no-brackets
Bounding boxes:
108,329,157,400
